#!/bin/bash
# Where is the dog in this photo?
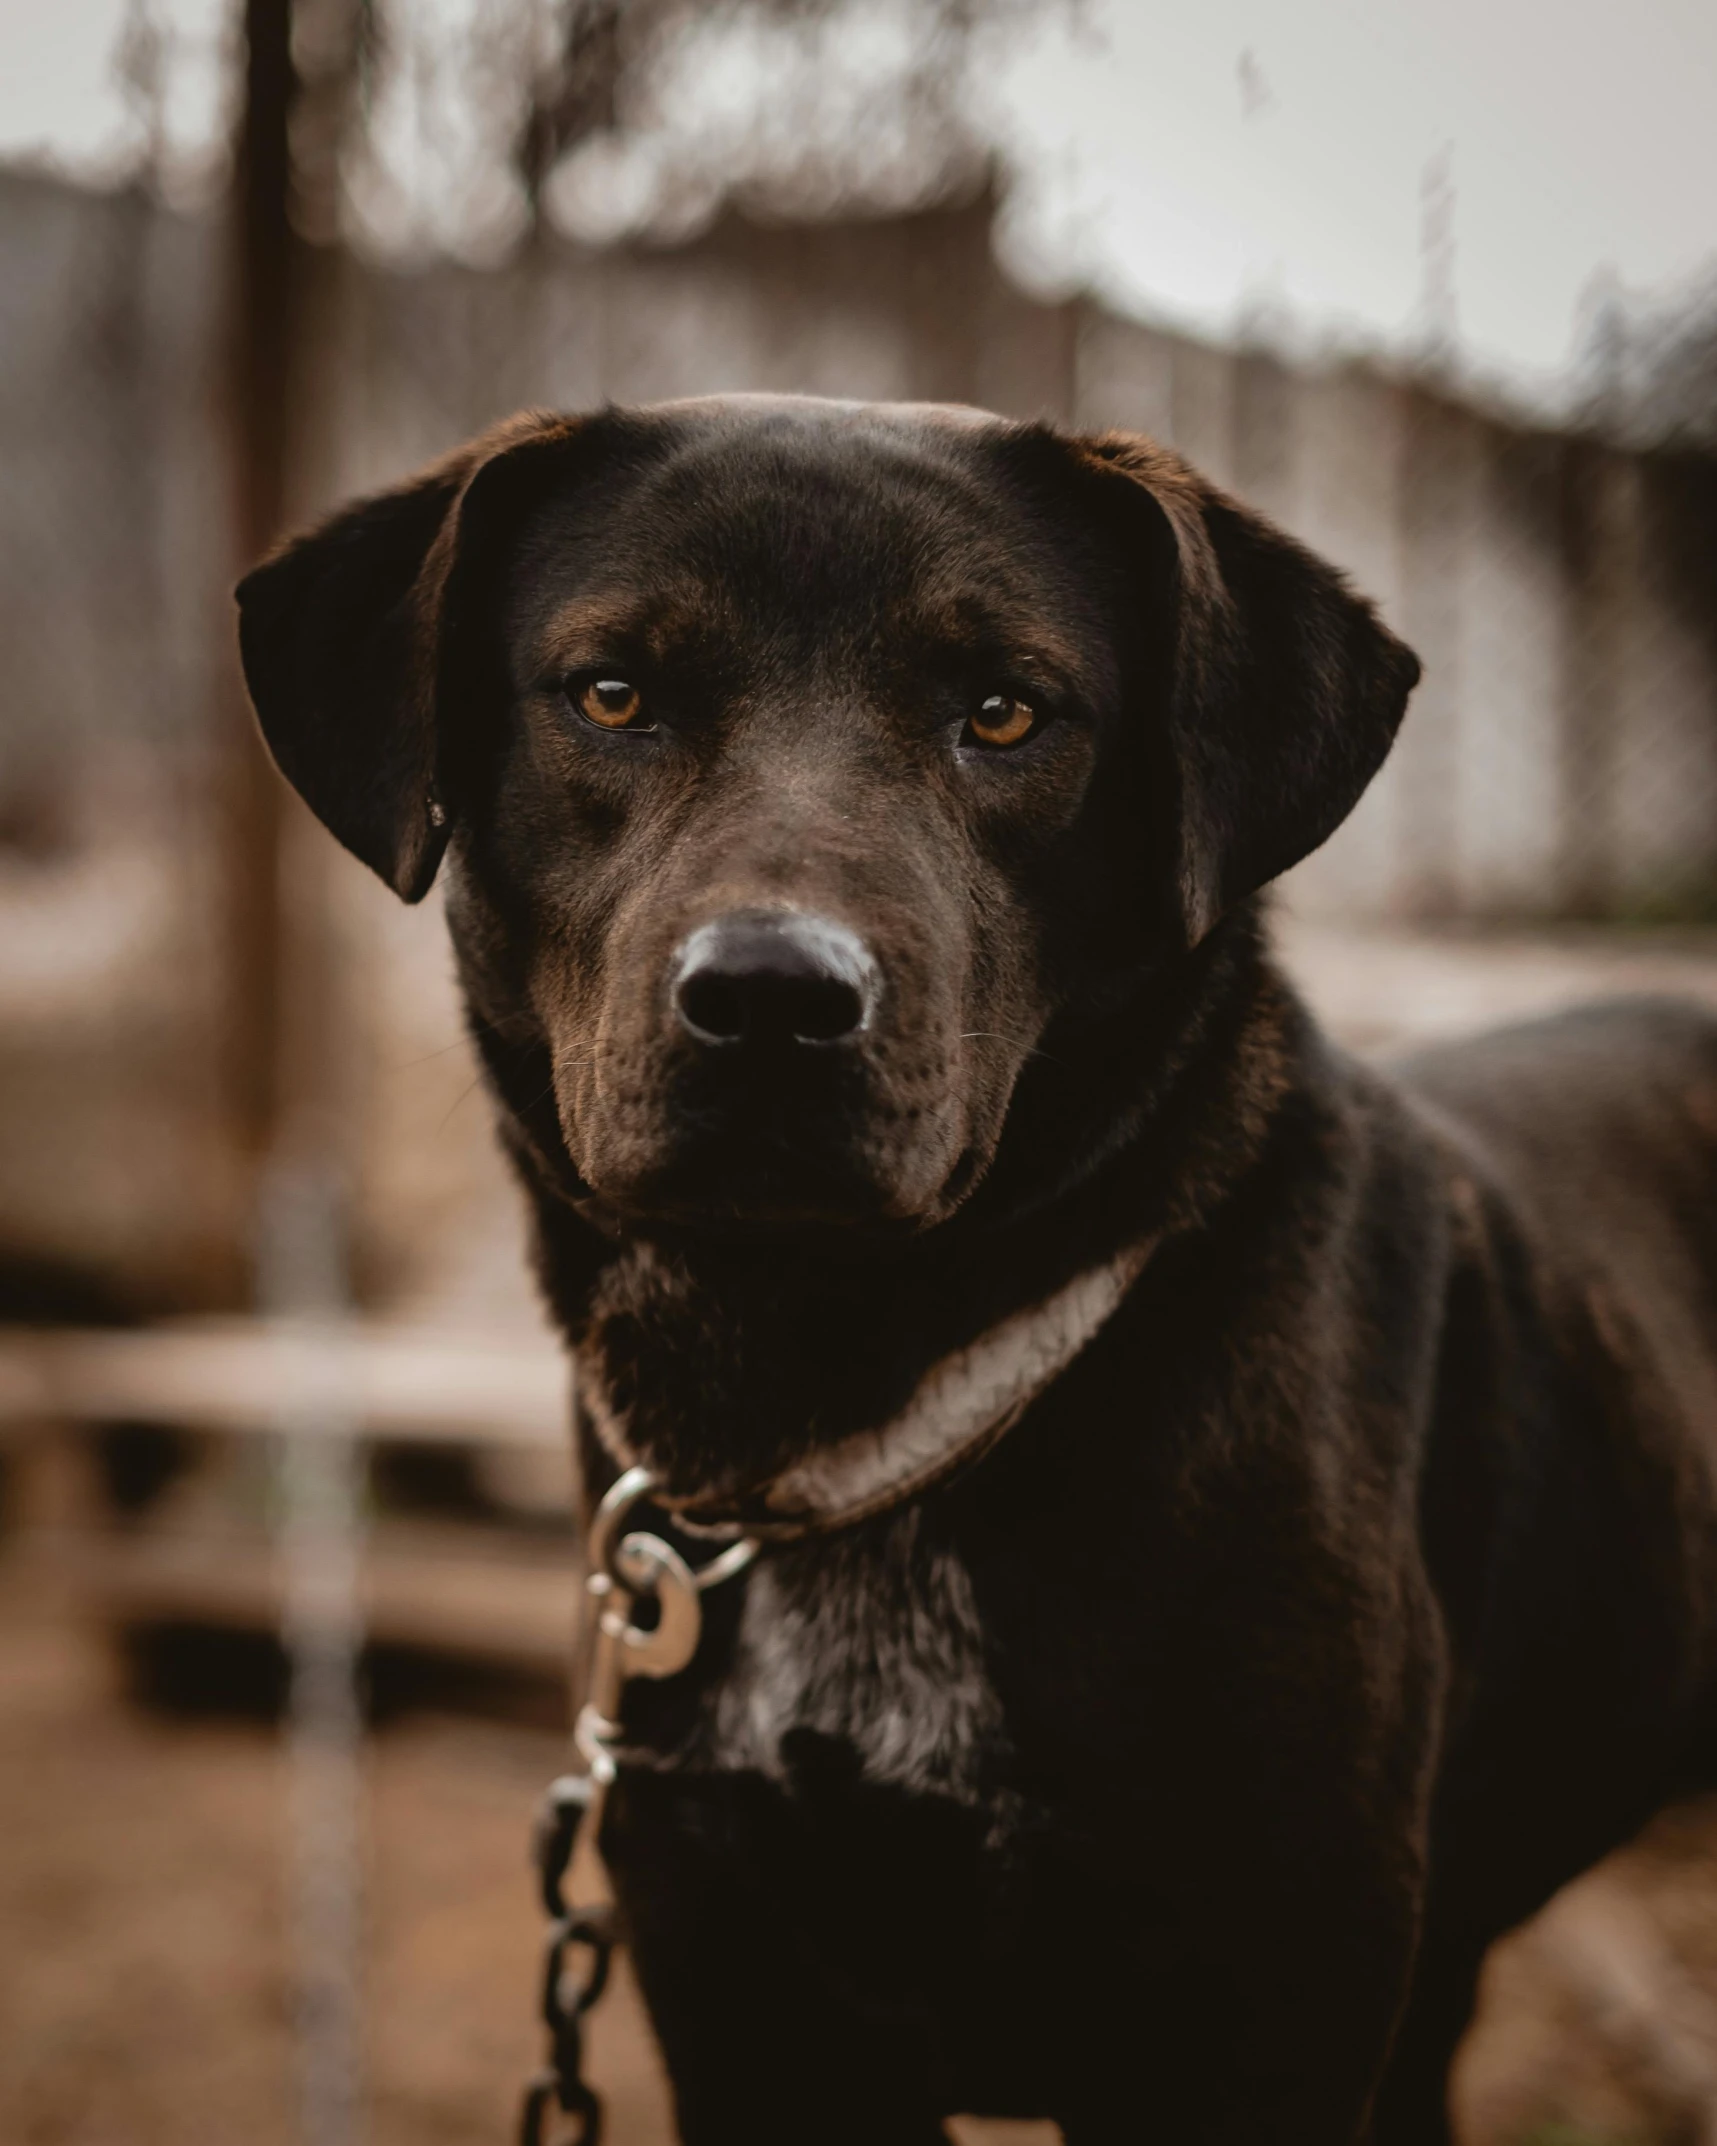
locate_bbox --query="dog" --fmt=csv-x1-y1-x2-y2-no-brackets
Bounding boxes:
237,394,1717,2144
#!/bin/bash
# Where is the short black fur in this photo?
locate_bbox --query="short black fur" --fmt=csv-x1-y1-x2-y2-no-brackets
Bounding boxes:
237,394,1717,2145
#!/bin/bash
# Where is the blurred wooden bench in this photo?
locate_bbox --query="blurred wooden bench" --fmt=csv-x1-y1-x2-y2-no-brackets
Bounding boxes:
0,1319,582,1676
0,1316,569,1446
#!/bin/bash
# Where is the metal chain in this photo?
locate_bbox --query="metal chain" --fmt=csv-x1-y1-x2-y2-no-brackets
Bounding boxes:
519,1467,758,2146
519,1769,611,2146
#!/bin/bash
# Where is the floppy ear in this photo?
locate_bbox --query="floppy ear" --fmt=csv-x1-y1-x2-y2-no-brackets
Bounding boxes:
1075,432,1420,943
235,411,583,901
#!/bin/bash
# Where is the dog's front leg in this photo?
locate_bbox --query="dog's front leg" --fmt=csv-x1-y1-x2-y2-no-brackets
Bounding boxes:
1044,1866,1432,2146
605,1766,955,2146
1041,1903,1427,2145
1022,1636,1443,2146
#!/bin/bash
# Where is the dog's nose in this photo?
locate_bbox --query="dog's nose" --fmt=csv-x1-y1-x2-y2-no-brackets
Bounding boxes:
672,911,877,1048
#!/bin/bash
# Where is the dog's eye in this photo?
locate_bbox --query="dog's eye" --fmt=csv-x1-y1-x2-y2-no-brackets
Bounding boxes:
571,675,652,731
966,694,1039,750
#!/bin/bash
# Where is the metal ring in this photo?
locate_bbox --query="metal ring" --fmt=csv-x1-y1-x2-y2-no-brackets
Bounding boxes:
586,1465,659,1589
692,1536,762,1591
589,1468,761,1597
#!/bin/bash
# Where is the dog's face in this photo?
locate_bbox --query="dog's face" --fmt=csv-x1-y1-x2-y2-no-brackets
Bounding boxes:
238,397,1417,1238
488,407,1123,1228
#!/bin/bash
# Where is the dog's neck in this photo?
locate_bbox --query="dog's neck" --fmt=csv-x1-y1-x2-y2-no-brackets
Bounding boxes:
510,909,1301,1507
577,1229,1162,1532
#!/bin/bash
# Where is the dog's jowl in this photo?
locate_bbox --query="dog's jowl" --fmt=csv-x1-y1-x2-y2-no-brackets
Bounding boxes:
238,396,1717,2145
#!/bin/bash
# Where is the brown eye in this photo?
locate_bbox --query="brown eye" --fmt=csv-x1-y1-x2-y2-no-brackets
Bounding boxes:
968,694,1038,749
575,676,649,730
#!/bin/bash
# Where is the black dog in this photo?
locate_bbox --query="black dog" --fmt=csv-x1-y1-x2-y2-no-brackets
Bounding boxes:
238,396,1717,2144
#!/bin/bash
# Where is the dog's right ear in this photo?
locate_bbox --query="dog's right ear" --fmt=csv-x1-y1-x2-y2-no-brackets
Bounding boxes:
1061,429,1419,945
235,411,583,901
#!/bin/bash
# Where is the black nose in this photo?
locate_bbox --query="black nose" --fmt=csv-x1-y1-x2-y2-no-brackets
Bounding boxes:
672,911,877,1048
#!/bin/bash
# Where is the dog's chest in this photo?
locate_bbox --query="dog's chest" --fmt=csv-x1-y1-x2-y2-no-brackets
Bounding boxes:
689,1509,1004,1803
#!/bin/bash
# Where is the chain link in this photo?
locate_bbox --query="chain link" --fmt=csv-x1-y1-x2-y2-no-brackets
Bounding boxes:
519,1771,614,2144
519,1470,758,2146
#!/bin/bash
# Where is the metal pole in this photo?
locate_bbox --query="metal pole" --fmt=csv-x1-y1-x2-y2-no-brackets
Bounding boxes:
225,6,369,2138
262,1157,367,2146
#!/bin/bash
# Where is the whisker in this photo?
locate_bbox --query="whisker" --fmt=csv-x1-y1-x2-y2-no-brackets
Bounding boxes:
390,1036,477,1070
957,1029,1062,1067
434,1072,489,1133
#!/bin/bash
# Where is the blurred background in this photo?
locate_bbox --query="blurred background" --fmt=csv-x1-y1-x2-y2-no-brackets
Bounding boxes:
3,3,1717,2142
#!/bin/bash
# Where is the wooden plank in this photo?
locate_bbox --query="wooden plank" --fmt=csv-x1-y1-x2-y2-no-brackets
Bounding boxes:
0,1319,570,1446
73,1517,582,1672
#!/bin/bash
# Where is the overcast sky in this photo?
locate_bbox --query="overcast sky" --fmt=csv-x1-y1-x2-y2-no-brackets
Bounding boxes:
5,0,1716,408
990,0,1717,399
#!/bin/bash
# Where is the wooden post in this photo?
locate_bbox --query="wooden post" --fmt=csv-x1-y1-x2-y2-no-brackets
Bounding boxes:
1556,438,1629,917
219,0,298,1232
1398,388,1470,916
220,0,365,1283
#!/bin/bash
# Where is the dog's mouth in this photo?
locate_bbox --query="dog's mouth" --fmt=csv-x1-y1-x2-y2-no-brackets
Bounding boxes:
579,1122,952,1236
567,1063,990,1239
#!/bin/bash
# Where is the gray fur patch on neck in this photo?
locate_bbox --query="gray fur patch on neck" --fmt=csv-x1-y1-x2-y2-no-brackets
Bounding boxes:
689,1505,1003,1802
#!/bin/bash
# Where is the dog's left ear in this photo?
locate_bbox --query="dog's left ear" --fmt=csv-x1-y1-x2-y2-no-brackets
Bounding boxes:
1072,431,1421,943
235,411,586,901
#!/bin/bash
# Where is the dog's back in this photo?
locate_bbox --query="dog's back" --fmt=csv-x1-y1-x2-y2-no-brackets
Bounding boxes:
1394,998,1717,1832
1396,997,1717,1402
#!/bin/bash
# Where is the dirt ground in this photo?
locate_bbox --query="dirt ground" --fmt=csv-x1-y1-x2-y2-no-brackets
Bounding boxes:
15,1540,1717,2146
0,1546,1068,2146
0,1547,676,2146
18,1528,1717,2146
15,1344,1717,2146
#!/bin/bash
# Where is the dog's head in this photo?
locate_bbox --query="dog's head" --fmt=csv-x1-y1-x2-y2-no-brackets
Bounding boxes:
238,396,1416,1238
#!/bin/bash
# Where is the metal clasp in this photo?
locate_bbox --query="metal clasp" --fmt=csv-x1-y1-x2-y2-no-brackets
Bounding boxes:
519,1466,760,2146
575,1466,716,1776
